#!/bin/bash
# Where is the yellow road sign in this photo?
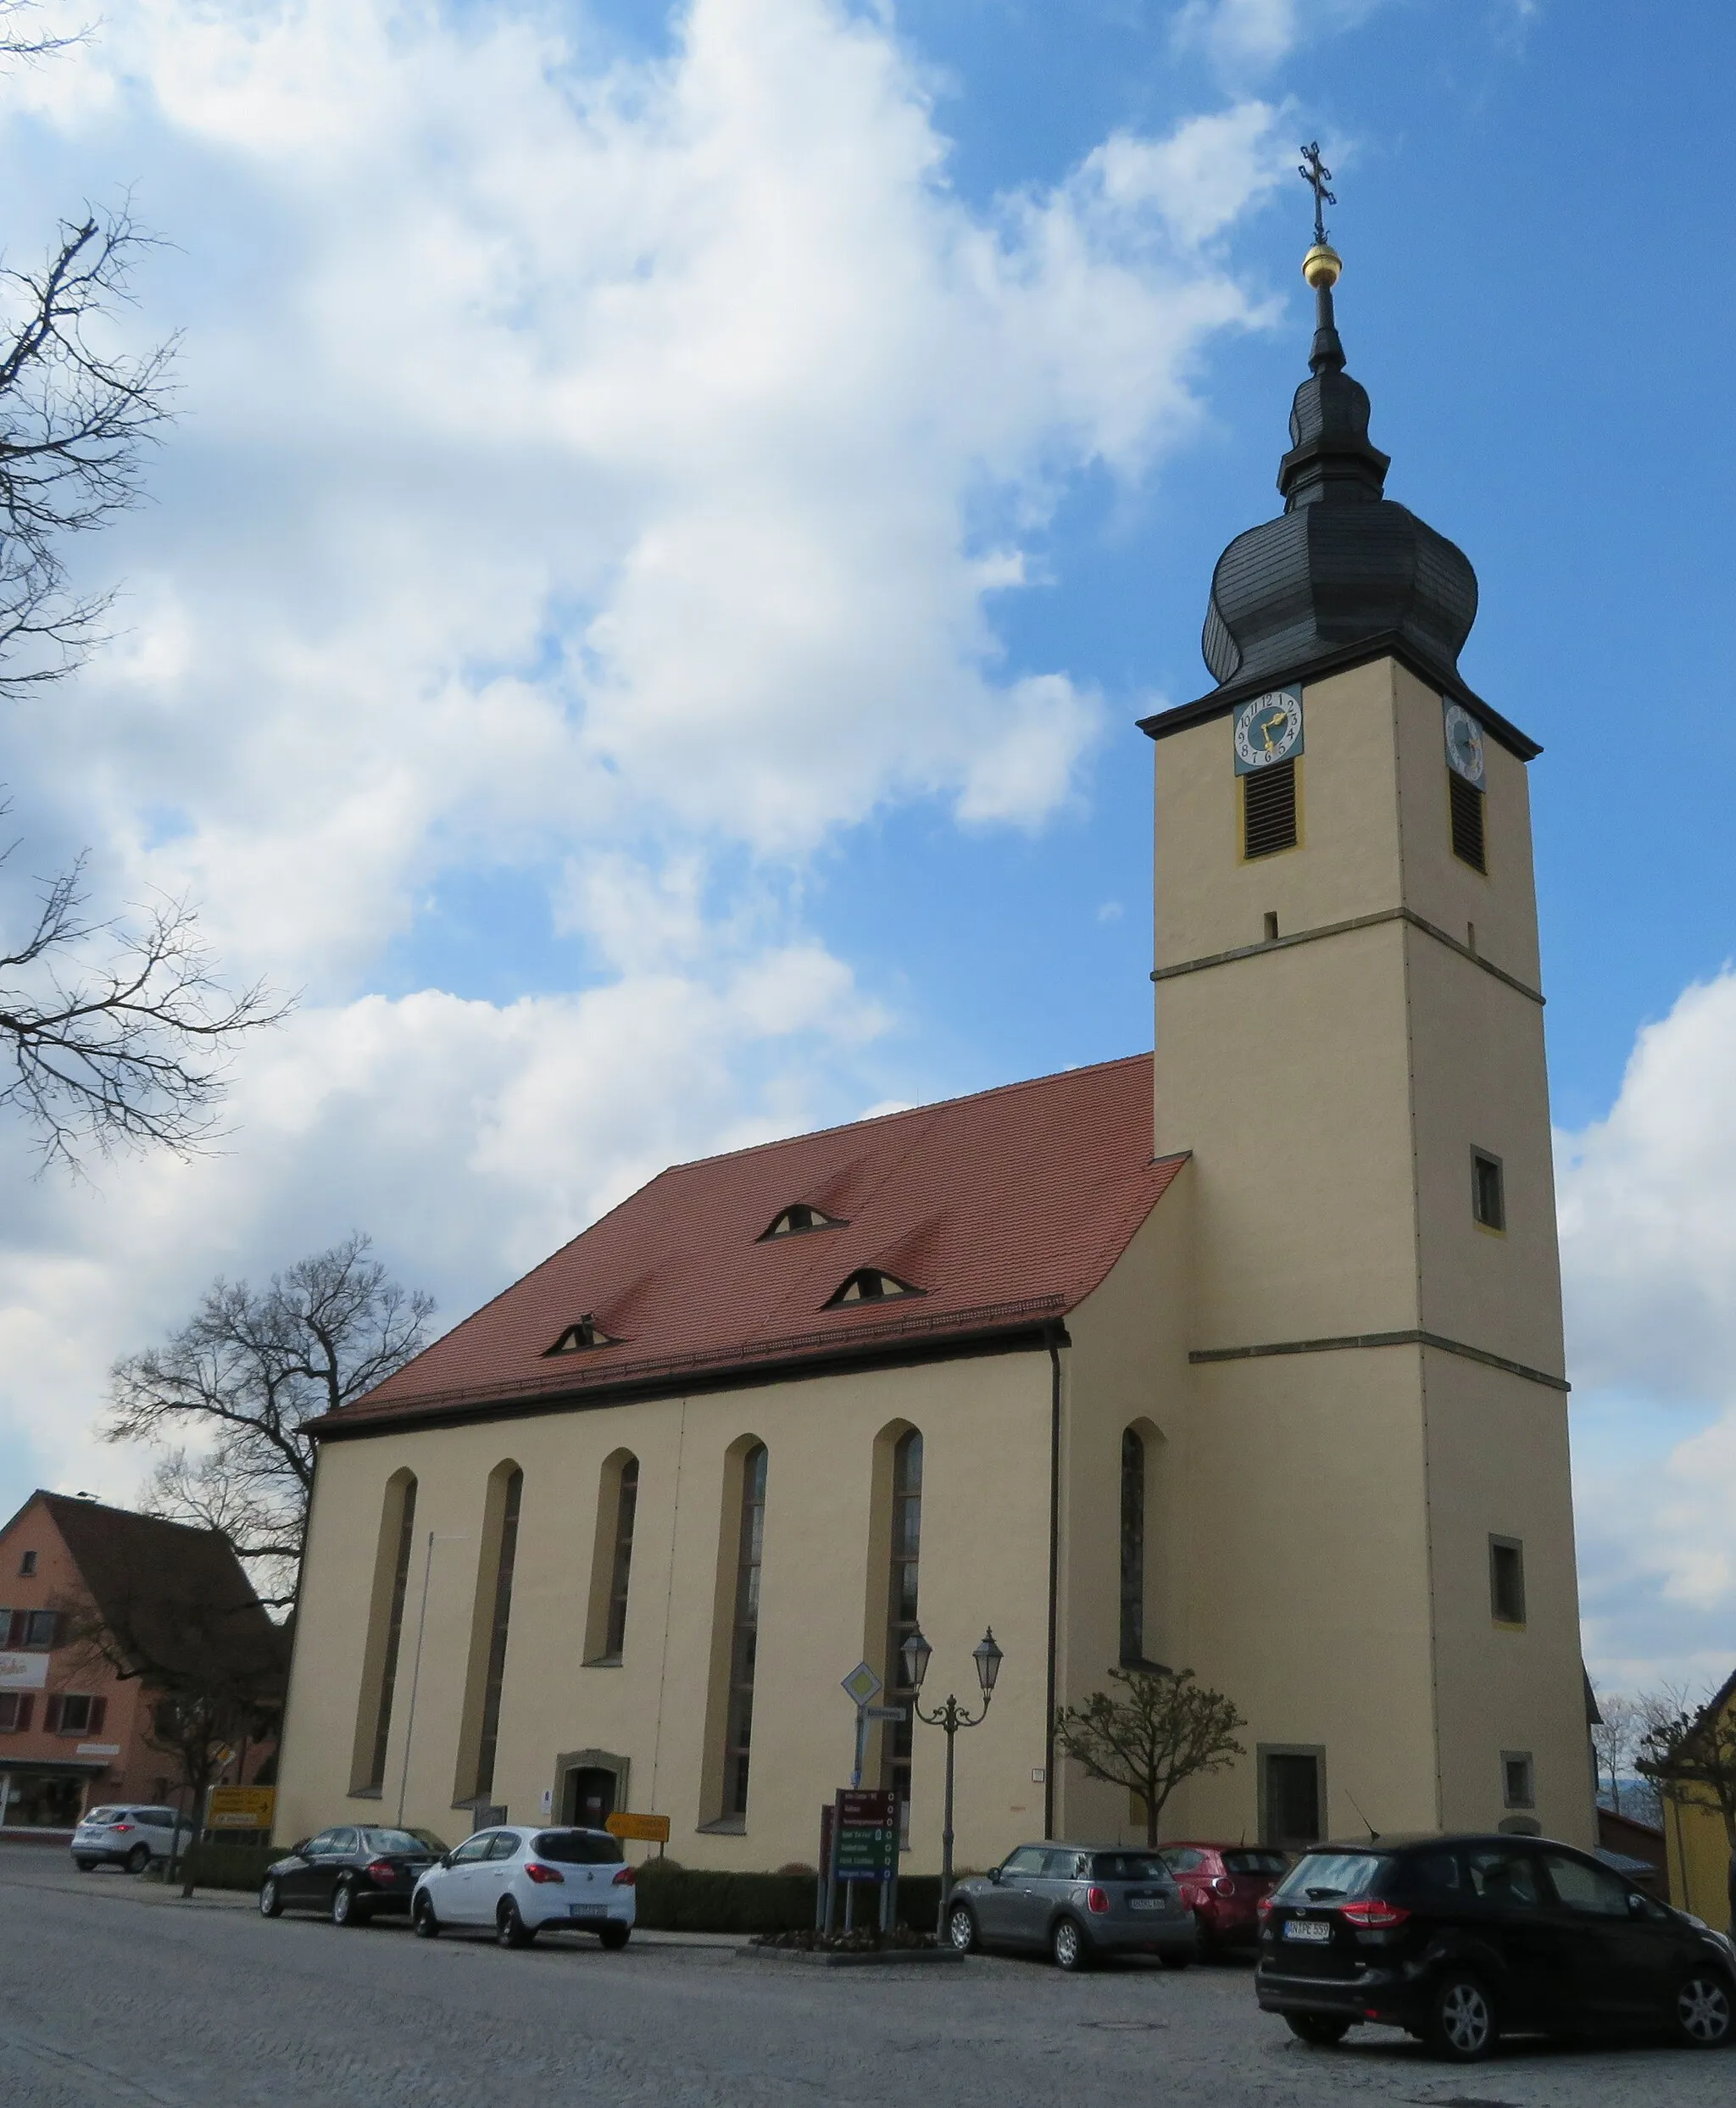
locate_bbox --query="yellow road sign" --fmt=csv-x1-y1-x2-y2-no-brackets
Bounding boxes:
604,1810,670,1844
207,1786,275,1830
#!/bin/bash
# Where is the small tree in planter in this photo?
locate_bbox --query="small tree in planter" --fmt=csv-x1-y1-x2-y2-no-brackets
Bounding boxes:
1054,1667,1245,1847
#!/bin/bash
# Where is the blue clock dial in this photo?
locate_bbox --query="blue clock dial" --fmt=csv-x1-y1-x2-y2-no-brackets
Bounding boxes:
1444,702,1486,787
1232,688,1303,775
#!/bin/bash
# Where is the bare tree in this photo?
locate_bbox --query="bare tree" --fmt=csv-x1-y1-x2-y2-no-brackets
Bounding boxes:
58,1571,287,1898
104,1235,437,1608
1053,1666,1247,1848
1592,1688,1644,1816
0,6,287,1171
1639,1681,1736,1855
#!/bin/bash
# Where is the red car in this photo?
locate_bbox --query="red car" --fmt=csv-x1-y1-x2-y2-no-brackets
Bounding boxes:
1159,1843,1291,1952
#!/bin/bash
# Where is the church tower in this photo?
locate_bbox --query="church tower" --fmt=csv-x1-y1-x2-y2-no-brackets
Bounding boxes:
1142,161,1591,1845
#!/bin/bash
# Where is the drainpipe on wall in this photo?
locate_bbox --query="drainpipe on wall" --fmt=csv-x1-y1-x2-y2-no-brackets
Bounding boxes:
1044,1325,1063,1841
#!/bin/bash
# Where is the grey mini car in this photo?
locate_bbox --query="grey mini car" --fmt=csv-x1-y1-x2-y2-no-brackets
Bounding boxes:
946,1844,1196,1971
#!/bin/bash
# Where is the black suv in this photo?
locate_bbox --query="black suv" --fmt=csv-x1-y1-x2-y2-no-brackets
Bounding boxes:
1256,1833,1735,2061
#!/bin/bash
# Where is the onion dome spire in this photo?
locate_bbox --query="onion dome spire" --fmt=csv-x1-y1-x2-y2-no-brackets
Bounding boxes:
1198,147,1477,697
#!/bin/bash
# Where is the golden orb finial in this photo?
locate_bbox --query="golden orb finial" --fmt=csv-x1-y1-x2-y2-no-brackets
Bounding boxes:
1302,242,1342,291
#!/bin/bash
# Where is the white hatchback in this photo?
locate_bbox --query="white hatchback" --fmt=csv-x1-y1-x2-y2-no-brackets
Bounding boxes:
410,1827,637,1948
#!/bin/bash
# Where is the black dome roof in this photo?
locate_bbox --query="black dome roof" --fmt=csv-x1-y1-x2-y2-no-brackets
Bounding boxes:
1200,291,1477,695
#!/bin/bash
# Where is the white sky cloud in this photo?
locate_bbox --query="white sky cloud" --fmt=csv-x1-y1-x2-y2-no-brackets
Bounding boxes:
0,1,1291,1516
1559,970,1736,1694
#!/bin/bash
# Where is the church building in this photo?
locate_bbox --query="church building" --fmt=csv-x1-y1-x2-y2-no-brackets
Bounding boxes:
275,217,1594,1870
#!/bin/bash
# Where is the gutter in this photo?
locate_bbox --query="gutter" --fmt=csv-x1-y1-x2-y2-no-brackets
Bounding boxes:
1044,1323,1063,1840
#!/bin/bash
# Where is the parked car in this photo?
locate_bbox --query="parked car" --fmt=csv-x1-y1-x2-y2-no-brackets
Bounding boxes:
258,1825,448,1926
1256,1833,1736,2061
409,1827,637,1949
945,1843,1195,1971
1159,1843,1290,1953
71,1805,191,1873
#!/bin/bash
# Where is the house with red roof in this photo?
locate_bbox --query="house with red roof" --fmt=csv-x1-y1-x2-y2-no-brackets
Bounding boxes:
276,237,1593,1878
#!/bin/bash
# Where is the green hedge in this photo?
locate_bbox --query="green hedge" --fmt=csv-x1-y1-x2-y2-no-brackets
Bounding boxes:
632,1862,943,1936
179,1842,282,1892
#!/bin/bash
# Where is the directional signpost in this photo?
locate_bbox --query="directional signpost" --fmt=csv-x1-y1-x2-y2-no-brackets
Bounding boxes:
827,1663,906,1934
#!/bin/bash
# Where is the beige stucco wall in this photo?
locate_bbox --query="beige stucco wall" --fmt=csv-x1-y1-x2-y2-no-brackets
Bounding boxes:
279,1347,1059,1874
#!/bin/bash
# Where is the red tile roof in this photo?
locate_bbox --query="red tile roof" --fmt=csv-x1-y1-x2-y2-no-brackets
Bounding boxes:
321,1054,1182,1434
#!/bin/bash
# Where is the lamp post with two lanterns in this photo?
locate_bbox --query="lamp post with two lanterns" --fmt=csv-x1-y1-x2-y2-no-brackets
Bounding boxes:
899,1623,1003,1938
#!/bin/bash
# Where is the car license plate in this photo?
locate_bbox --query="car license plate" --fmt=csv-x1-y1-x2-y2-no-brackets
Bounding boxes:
568,1905,608,1919
1283,1920,1331,1943
1130,1898,1164,1911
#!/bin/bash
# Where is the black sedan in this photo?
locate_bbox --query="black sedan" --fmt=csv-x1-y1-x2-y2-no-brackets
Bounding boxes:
1257,1833,1735,2061
259,1824,449,1927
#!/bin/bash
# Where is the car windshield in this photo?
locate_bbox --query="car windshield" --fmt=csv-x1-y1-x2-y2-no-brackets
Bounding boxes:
406,1829,449,1855
531,1830,625,1865
1271,1852,1388,1903
1223,1849,1290,1877
1090,1853,1171,1883
359,1829,436,1855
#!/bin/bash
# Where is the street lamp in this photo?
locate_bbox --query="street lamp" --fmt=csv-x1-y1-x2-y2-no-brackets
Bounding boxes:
904,1623,1003,1938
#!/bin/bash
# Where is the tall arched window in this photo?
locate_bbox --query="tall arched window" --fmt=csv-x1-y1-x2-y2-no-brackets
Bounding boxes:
350,1471,416,1794
723,1444,768,1820
885,1429,922,1833
604,1457,638,1659
1121,1427,1145,1666
471,1466,523,1805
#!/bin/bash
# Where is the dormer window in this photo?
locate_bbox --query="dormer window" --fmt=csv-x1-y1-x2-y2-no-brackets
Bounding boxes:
545,1315,616,1355
826,1268,921,1306
760,1202,844,1240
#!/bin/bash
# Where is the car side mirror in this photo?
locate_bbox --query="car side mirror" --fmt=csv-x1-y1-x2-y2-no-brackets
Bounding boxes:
291,1840,309,1856
441,1853,455,1869
986,1867,1001,1885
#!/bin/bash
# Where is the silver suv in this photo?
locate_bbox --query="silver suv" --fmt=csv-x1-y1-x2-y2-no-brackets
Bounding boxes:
947,1843,1196,1970
71,1805,190,1873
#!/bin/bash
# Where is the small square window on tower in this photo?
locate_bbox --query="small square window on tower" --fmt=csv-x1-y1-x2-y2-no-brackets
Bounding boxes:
1449,771,1487,872
1472,1149,1505,1232
1489,1537,1527,1627
1241,759,1299,859
1501,1750,1535,1810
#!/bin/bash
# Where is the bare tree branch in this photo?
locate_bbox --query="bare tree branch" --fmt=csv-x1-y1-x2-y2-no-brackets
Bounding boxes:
104,1236,437,1607
1053,1667,1247,1848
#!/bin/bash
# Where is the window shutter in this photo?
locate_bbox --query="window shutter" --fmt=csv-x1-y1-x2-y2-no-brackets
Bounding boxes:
88,1696,107,1735
1449,771,1486,871
1242,759,1299,859
43,1694,61,1733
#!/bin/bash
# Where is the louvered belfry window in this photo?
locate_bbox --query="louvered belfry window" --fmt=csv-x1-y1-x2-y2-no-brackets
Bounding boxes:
1449,771,1487,872
1242,758,1298,858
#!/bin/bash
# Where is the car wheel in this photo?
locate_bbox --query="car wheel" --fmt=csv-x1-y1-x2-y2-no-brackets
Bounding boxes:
1159,1949,1193,1972
1051,1916,1093,1972
1674,1969,1734,2049
598,1923,631,1951
125,1844,151,1875
411,1893,440,1939
259,1878,284,1918
497,1898,536,1949
75,1859,96,1873
1427,1974,1498,2062
331,1878,369,1927
1286,2014,1350,2047
946,1903,980,1955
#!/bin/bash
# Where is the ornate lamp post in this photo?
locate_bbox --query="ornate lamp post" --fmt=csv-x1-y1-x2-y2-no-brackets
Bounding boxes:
902,1624,1003,1936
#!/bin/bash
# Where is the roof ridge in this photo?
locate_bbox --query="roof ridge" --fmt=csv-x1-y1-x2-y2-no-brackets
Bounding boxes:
664,1052,1151,1176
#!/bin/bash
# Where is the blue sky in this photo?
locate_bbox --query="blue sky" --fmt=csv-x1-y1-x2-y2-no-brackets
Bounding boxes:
1,0,1733,1698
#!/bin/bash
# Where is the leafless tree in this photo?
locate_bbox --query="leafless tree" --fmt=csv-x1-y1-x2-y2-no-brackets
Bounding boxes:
1053,1666,1246,1848
1592,1688,1644,1816
104,1236,437,1609
57,1575,287,1898
0,5,288,1171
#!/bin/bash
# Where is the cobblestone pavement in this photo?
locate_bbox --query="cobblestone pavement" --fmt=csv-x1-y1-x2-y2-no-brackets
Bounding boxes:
2,1843,1729,2107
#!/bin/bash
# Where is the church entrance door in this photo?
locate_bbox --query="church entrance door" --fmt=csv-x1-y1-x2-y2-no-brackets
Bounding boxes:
565,1766,618,1830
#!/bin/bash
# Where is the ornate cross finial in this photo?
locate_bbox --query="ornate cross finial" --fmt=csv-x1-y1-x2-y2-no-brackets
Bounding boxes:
1299,142,1335,248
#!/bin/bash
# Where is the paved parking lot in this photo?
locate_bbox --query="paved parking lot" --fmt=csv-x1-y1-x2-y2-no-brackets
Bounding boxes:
0,1842,1728,2106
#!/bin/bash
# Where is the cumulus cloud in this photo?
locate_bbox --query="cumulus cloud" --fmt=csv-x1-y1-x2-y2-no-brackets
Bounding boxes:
0,0,1294,1513
1171,0,1383,72
1559,970,1736,1690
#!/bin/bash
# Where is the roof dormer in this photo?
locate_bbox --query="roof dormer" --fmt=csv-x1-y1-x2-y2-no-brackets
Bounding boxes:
826,1268,921,1307
760,1202,845,1240
544,1314,617,1355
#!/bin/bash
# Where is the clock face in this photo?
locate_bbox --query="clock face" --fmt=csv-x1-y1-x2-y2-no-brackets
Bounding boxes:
1444,702,1486,787
1232,688,1303,774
